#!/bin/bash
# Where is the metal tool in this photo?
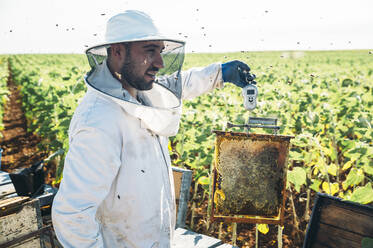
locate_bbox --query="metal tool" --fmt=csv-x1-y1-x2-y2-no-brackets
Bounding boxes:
238,67,258,111
228,69,280,133
242,84,258,110
227,117,280,134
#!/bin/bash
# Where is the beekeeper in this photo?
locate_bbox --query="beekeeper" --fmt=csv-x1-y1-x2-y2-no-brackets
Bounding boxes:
52,10,253,248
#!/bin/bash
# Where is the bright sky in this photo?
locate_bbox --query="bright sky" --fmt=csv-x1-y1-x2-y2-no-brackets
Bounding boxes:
1,0,372,54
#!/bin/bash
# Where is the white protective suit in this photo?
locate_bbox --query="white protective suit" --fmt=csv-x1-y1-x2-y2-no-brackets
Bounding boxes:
52,60,223,248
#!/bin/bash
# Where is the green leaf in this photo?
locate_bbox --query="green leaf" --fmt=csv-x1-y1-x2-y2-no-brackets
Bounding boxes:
349,183,373,204
342,168,365,190
362,163,373,175
362,237,373,248
291,137,308,148
304,152,313,164
344,152,361,161
327,163,338,176
287,167,307,192
58,119,71,129
342,160,355,171
310,179,322,192
341,139,355,152
322,182,339,196
289,151,304,161
197,176,210,185
342,78,353,87
175,142,183,155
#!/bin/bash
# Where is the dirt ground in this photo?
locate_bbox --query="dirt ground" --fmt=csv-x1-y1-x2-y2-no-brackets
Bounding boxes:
0,64,54,184
1,64,311,247
186,184,312,247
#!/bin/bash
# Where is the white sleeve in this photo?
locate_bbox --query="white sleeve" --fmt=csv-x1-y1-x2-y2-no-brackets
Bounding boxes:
52,127,121,248
181,63,224,100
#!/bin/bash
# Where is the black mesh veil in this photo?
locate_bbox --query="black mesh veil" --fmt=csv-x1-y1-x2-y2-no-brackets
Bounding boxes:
86,40,185,99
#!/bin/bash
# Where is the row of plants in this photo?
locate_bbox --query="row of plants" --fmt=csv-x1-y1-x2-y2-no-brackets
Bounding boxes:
7,51,373,202
167,50,373,238
9,54,89,179
0,56,10,137
170,50,373,206
6,52,373,242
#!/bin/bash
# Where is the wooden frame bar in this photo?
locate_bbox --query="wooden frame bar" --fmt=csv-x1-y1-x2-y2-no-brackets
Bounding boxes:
303,193,373,248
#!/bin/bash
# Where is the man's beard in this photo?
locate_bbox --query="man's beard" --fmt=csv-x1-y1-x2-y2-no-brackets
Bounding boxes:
120,58,157,91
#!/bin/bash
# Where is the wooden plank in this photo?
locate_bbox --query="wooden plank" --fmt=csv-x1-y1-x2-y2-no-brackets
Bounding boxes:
314,222,364,248
173,170,183,200
303,193,373,248
172,228,223,248
0,183,16,199
0,172,17,200
311,241,333,248
322,195,373,216
0,196,29,217
173,170,183,224
0,199,42,247
319,203,373,237
0,171,12,186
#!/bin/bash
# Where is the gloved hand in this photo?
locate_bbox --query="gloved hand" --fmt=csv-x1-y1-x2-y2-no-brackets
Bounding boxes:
222,60,256,87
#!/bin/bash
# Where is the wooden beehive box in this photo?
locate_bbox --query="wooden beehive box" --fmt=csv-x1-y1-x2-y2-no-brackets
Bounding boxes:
303,193,373,248
172,167,192,228
0,197,43,247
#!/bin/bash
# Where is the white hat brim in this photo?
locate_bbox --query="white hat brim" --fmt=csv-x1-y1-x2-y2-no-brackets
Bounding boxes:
86,35,185,54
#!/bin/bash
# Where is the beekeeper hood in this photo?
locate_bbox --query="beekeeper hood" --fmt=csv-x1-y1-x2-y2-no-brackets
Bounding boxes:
85,10,185,136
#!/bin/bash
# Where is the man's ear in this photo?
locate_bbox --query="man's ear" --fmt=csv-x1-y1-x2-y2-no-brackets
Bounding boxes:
107,44,127,80
110,44,126,59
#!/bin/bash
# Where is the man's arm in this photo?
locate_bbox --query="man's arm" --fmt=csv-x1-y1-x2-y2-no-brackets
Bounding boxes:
179,60,252,100
180,63,224,100
52,127,121,248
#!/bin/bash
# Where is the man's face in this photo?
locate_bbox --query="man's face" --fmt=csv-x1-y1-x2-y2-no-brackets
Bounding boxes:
120,41,165,91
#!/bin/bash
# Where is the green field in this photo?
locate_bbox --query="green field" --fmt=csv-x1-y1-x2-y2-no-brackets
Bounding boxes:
0,57,10,134
2,50,372,205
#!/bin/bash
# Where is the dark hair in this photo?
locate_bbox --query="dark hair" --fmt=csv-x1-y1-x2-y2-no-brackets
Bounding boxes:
107,43,131,58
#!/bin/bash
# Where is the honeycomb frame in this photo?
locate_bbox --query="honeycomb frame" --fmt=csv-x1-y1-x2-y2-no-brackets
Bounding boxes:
209,130,293,225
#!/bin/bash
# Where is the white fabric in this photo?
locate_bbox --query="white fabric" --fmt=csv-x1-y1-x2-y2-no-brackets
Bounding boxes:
52,62,223,248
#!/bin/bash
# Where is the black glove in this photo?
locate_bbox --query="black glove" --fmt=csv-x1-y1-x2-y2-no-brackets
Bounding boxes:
222,60,256,87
